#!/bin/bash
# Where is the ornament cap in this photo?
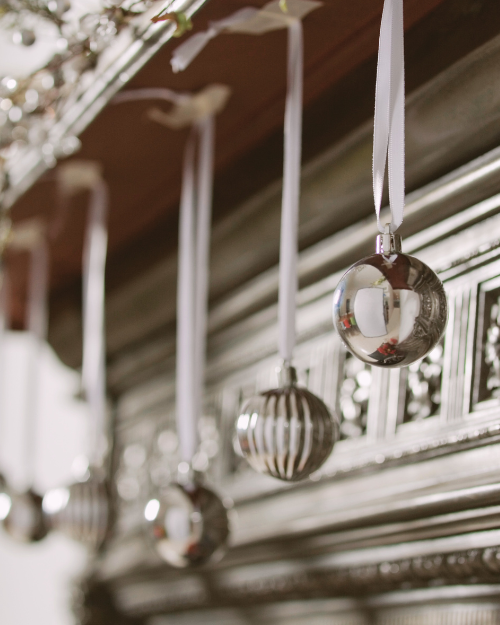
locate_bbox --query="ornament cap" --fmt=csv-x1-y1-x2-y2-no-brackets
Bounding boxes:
277,363,297,387
376,223,402,255
176,461,199,488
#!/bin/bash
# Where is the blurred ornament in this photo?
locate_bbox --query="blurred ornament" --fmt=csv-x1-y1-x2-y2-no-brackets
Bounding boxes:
237,364,338,481
333,228,447,368
43,472,109,548
1,236,50,544
145,471,230,568
13,29,36,46
44,171,111,549
115,90,232,566
2,489,48,543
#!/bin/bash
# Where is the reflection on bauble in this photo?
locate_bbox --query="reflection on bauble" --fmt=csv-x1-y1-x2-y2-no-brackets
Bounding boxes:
333,237,447,368
145,480,231,568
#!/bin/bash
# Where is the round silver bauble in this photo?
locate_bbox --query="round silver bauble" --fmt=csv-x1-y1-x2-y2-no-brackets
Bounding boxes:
43,473,110,549
236,365,339,481
3,489,49,543
145,476,231,568
332,229,447,368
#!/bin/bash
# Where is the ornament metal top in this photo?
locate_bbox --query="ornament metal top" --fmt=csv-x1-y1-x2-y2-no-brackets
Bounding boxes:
236,365,339,481
144,469,231,569
333,226,447,368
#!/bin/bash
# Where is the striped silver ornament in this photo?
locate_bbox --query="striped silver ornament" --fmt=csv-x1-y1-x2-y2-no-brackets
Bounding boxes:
43,473,110,549
236,365,339,481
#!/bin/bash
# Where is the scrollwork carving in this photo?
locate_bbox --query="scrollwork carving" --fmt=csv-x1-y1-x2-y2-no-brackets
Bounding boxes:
403,342,444,423
339,352,370,438
114,545,500,618
484,296,500,398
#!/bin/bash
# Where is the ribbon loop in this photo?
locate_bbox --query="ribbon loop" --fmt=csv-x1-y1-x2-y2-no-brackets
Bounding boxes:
171,8,258,73
373,0,405,233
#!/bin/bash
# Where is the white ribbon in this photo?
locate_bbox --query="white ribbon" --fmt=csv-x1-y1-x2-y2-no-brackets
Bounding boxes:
176,130,197,464
176,117,215,465
113,88,219,467
81,181,108,467
25,238,48,487
193,116,214,444
0,265,9,474
170,8,258,73
373,0,405,233
170,5,311,367
279,19,303,364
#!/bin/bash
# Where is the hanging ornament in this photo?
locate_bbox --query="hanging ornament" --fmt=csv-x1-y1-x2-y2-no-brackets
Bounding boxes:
2,234,50,543
237,364,337,481
145,471,230,568
113,87,232,566
145,115,230,568
175,4,342,481
332,0,447,368
43,165,110,549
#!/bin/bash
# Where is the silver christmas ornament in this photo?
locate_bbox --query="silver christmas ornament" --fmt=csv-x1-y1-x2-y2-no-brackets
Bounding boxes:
145,474,231,568
2,489,49,543
333,228,447,368
43,473,110,549
236,365,339,481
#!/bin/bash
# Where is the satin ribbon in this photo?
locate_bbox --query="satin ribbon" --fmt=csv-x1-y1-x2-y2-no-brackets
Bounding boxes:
0,265,9,474
25,238,49,486
278,19,303,365
176,117,215,465
112,88,218,466
170,7,306,367
170,8,258,73
373,0,405,233
81,181,108,467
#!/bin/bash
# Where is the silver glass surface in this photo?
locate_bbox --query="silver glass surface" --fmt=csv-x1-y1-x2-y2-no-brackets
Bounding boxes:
0,473,10,524
3,489,48,543
333,235,447,368
236,365,340,481
145,481,231,568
